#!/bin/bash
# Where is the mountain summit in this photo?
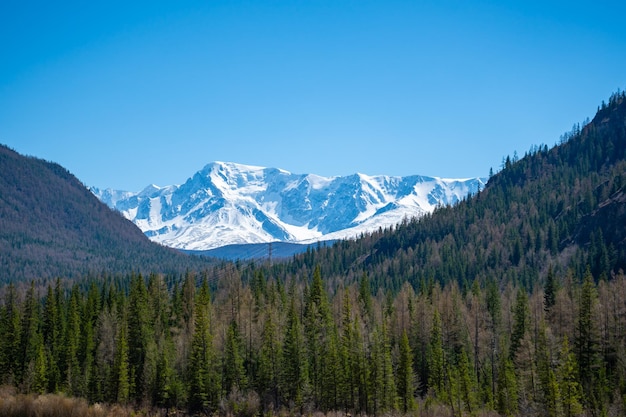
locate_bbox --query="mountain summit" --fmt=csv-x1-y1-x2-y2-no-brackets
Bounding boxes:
93,162,486,250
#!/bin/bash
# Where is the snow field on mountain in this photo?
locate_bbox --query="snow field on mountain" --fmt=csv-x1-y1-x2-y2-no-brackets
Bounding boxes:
93,162,486,250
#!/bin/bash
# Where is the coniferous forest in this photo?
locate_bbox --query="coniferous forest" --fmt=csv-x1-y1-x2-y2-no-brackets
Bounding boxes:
1,90,626,417
2,265,626,417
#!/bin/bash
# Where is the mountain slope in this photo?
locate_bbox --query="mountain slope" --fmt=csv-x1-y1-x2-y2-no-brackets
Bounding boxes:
252,90,626,291
0,145,213,282
93,164,485,250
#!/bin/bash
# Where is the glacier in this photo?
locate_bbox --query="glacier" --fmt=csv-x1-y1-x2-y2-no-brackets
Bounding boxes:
91,162,486,250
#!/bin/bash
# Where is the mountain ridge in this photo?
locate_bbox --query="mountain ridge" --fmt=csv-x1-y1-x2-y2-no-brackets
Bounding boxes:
92,162,486,250
0,144,214,282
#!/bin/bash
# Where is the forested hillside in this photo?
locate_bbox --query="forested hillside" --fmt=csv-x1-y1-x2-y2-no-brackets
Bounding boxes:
0,145,214,283
1,91,626,417
269,90,626,293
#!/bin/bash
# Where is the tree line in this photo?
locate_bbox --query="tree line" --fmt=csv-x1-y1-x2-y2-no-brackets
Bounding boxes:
2,264,625,416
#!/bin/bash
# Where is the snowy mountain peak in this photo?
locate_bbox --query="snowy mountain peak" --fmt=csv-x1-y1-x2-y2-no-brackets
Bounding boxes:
93,162,486,250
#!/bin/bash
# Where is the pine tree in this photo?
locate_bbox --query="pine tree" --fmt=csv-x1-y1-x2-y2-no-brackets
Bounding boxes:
127,274,153,401
258,310,282,410
282,298,308,411
42,283,61,392
320,324,341,411
31,341,48,394
358,273,373,321
304,265,336,410
510,288,530,359
537,322,562,417
188,277,219,413
397,330,416,413
575,268,603,409
339,289,359,411
458,349,478,414
486,278,502,401
223,319,247,395
369,321,396,414
64,285,82,394
0,283,21,385
558,337,583,417
351,319,370,413
114,321,130,404
544,265,557,312
428,309,445,397
82,282,99,399
18,281,41,384
496,356,519,416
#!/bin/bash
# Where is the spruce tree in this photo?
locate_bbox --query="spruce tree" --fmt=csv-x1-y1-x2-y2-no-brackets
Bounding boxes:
282,298,308,411
42,283,61,392
510,289,530,359
31,340,48,394
428,309,445,397
258,310,282,410
558,336,583,417
19,281,41,385
397,330,416,413
496,356,519,416
188,277,219,413
64,285,82,394
0,283,21,385
223,319,247,395
116,323,130,404
127,274,152,401
575,268,603,409
544,265,557,312
369,321,396,414
458,349,478,414
537,322,562,417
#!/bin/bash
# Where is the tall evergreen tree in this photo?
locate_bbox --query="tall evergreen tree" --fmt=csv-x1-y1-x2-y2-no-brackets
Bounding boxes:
544,265,557,312
258,310,282,410
18,281,41,385
64,285,82,394
397,330,416,413
369,321,396,414
282,298,308,411
112,321,129,403
223,319,247,395
428,309,445,398
0,283,21,385
187,277,219,413
42,283,61,392
457,349,478,415
575,268,604,409
127,274,153,401
537,321,562,417
558,336,583,417
496,356,519,416
510,288,530,359
304,265,337,410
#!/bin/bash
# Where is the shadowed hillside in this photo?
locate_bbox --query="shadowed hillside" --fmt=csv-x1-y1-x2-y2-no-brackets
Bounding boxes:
0,145,213,283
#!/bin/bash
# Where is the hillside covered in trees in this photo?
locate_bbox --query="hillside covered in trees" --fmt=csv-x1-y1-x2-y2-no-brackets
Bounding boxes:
269,90,626,294
1,90,626,416
0,145,215,283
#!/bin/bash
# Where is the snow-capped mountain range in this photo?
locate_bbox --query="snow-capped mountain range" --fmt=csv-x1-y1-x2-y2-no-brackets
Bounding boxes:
92,162,486,250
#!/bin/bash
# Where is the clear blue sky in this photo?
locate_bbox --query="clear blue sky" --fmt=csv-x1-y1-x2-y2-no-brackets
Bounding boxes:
1,1,625,191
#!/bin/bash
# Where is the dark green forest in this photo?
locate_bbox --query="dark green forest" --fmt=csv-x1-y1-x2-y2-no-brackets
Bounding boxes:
1,90,626,416
2,264,626,416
